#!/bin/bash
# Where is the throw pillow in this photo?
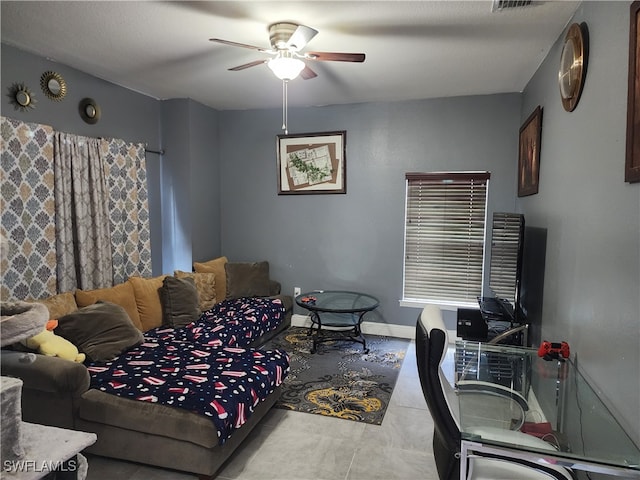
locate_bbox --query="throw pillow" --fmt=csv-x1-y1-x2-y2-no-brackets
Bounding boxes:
159,276,200,328
75,282,142,330
225,261,271,299
35,292,78,319
56,301,144,362
174,270,216,312
128,275,167,331
193,256,228,302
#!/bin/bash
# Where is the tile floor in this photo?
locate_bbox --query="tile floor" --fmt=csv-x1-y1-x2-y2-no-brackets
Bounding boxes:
85,341,441,480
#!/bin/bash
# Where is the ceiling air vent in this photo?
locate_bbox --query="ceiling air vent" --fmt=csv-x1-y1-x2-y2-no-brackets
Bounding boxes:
492,0,533,12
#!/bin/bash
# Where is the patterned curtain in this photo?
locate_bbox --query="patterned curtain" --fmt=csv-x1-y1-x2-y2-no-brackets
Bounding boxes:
53,132,113,291
0,117,57,300
101,138,152,284
1,118,152,299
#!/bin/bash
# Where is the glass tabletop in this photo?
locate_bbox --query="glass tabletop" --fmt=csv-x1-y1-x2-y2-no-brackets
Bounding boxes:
295,290,379,313
452,340,640,473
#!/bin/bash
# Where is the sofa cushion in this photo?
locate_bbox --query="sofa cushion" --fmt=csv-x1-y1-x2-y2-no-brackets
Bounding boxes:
193,256,228,302
75,282,142,331
35,292,78,319
79,389,219,449
56,301,143,362
159,276,200,328
225,261,271,299
174,270,216,312
128,276,167,331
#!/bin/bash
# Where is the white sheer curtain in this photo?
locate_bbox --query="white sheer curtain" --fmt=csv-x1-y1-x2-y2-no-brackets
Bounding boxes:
53,132,113,291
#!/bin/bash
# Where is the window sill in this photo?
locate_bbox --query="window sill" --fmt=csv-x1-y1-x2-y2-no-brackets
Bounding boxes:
399,299,478,312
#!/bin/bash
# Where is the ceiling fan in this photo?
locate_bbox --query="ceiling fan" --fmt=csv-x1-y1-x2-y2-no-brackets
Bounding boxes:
210,22,365,81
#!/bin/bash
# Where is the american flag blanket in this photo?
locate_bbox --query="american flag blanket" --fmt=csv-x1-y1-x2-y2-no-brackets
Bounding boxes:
87,297,289,445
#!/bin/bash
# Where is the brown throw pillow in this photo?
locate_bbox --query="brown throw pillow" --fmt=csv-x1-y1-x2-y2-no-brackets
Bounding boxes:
225,261,271,299
159,276,200,328
35,292,78,319
56,301,144,362
174,270,216,312
193,256,228,302
127,275,167,331
75,282,142,330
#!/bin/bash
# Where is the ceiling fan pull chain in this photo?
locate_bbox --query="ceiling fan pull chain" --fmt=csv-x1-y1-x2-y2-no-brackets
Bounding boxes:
282,80,289,134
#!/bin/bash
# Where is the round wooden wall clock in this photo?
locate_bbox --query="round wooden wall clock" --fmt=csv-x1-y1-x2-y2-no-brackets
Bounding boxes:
558,22,588,112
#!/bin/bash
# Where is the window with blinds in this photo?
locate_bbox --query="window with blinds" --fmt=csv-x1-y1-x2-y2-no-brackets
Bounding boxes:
403,172,490,305
488,212,525,304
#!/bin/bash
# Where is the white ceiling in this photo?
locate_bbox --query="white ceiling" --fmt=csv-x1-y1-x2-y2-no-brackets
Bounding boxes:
1,1,580,111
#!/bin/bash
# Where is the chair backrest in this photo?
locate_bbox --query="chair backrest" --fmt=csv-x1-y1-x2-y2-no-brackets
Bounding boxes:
416,305,461,480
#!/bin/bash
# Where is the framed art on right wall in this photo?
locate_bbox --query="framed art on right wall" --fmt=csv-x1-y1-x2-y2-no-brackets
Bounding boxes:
626,1,640,183
518,106,543,197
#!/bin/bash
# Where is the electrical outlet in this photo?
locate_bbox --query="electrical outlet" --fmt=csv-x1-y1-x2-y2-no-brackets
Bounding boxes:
294,287,301,297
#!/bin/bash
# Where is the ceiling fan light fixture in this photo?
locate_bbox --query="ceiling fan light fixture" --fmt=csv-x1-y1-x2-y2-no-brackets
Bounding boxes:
268,55,305,80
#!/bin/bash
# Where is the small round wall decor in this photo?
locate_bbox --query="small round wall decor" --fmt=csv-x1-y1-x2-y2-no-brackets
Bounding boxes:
79,98,101,124
7,82,37,112
40,71,67,101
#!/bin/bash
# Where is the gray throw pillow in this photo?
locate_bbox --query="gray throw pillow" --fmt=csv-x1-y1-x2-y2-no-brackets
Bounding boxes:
160,276,200,328
56,301,144,362
225,261,271,299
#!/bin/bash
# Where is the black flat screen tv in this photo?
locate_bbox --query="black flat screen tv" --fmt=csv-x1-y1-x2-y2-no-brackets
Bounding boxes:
488,212,525,313
487,213,547,347
517,226,547,348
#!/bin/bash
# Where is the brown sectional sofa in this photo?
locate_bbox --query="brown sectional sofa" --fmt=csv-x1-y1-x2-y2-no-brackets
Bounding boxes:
1,258,292,479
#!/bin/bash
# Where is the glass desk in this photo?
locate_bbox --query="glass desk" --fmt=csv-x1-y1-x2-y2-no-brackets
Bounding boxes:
295,290,379,353
452,341,640,478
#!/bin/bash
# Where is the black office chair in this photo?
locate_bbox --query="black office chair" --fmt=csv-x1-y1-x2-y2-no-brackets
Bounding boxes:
416,305,574,480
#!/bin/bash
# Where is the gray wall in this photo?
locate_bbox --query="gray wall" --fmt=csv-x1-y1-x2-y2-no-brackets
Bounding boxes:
158,97,220,274
519,1,639,443
188,101,220,264
218,94,522,327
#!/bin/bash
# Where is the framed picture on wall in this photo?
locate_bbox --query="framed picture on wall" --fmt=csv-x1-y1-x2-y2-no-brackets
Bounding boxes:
518,106,543,197
626,1,640,183
277,131,346,195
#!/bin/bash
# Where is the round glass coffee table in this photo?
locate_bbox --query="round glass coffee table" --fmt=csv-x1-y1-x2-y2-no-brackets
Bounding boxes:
295,290,380,353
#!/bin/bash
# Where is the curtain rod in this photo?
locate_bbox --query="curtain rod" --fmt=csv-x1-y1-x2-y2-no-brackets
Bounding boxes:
97,137,164,156
145,148,164,155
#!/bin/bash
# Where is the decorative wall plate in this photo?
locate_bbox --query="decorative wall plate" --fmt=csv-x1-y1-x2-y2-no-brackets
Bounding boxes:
40,71,67,101
558,22,588,112
7,83,37,112
79,98,101,124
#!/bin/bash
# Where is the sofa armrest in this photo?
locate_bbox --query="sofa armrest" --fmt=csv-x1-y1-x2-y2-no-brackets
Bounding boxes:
270,294,293,322
269,280,281,296
1,350,90,395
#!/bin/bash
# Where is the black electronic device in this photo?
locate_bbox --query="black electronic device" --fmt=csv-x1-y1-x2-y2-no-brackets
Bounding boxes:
518,226,547,348
456,308,487,341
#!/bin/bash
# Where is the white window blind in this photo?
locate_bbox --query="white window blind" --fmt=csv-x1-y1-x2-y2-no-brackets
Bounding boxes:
403,172,490,305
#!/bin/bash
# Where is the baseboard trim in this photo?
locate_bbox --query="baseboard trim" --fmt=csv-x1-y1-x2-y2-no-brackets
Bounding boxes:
291,314,459,342
291,313,416,339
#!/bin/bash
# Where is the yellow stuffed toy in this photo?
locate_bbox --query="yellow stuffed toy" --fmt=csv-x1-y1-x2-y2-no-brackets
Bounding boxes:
22,320,85,363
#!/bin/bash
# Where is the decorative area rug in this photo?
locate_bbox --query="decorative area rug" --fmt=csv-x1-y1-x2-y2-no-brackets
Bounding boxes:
264,327,409,425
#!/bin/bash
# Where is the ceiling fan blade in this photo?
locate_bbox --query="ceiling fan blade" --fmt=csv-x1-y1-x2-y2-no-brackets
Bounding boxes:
228,59,267,71
306,51,366,63
286,25,318,51
210,38,273,53
300,65,318,80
